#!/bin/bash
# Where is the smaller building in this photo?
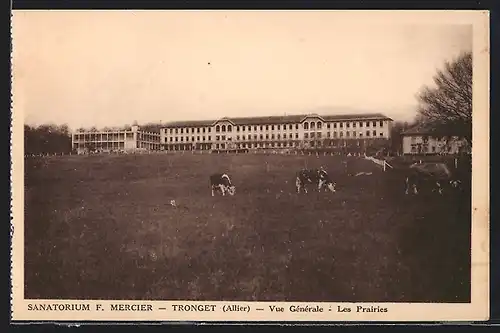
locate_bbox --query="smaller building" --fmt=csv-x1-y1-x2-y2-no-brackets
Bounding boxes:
71,125,161,154
401,124,470,155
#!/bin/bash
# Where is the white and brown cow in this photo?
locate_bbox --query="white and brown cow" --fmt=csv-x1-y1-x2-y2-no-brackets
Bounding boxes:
295,167,336,194
210,173,236,196
404,162,458,195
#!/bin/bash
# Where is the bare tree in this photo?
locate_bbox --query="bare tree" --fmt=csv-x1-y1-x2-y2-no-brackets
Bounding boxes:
416,51,472,145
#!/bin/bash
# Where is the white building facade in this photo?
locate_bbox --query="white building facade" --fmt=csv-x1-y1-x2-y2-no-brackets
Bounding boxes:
160,113,393,152
401,125,470,155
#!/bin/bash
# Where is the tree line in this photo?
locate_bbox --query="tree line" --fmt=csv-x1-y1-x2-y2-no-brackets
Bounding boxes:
24,124,73,155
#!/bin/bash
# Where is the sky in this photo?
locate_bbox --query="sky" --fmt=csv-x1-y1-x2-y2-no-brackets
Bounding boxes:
12,11,473,130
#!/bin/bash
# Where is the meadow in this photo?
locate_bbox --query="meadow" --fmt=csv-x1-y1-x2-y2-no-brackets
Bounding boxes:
24,152,471,302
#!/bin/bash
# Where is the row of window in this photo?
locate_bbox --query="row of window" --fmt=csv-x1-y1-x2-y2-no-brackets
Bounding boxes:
73,133,161,138
165,120,387,135
73,133,133,140
307,130,383,138
164,139,368,151
410,145,438,153
73,133,160,142
304,120,384,130
167,130,385,143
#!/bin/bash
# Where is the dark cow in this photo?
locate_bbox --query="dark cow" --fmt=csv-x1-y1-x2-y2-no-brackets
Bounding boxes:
404,162,458,195
296,167,336,194
210,173,236,196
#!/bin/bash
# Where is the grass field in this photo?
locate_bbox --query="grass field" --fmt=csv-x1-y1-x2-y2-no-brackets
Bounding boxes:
24,153,471,302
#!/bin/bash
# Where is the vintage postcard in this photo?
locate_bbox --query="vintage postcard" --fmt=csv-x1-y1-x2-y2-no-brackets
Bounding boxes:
10,10,490,322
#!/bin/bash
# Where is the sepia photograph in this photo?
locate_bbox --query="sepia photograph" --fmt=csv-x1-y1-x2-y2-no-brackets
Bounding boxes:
10,10,489,322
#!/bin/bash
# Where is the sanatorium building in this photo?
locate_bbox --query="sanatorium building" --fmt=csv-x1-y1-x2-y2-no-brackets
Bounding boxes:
72,113,393,154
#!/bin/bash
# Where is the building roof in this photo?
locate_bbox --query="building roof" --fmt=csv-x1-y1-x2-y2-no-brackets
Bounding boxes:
401,123,435,135
162,113,393,128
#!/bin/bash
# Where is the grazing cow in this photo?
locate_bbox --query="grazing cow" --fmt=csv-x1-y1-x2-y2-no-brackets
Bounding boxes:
404,162,456,195
210,173,236,196
404,171,443,195
296,167,336,194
